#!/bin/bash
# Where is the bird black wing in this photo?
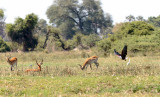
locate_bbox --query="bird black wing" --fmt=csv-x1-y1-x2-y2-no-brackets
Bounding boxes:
114,49,121,56
121,45,127,60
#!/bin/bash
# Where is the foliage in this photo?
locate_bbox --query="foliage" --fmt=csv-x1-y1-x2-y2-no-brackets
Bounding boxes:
0,37,10,52
0,8,5,39
0,8,4,20
148,15,160,27
81,34,101,48
126,15,145,22
111,21,154,41
6,13,38,51
46,0,113,38
34,19,47,36
58,20,76,39
125,15,135,22
44,26,66,51
96,38,111,56
111,35,160,53
96,21,159,55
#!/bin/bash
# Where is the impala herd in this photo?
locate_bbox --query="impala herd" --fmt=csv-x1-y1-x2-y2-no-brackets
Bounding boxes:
5,45,129,72
5,53,99,72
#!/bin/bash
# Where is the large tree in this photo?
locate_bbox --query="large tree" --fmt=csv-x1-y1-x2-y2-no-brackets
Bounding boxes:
34,19,47,36
46,0,113,38
6,13,38,51
0,9,5,39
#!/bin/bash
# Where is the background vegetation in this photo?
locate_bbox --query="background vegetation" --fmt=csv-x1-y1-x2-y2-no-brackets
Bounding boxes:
0,0,160,55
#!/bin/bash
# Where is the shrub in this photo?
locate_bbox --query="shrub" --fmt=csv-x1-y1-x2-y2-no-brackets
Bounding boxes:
0,38,11,52
96,38,111,56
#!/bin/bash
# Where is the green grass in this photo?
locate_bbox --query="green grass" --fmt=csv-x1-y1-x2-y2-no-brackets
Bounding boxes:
1,51,160,96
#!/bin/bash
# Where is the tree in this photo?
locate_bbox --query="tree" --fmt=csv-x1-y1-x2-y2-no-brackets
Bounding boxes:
46,0,113,37
6,13,38,51
0,9,5,39
136,16,145,21
147,15,160,27
126,15,135,22
58,20,76,40
34,19,47,36
43,26,66,50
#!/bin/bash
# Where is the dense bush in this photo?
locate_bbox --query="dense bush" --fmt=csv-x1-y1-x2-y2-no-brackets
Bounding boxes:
110,21,155,42
82,34,101,48
0,38,11,52
96,21,160,55
96,38,111,56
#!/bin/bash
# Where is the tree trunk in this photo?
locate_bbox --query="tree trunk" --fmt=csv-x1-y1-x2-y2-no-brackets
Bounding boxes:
23,42,28,52
43,31,49,49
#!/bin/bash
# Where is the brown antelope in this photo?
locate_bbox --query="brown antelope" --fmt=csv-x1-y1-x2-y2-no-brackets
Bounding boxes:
5,53,17,71
25,59,43,72
78,56,99,70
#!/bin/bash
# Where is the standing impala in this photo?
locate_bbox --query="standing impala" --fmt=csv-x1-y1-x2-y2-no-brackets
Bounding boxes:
25,59,43,72
5,53,17,71
78,56,99,70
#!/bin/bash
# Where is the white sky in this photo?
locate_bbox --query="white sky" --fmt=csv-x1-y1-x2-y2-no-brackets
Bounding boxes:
0,0,160,24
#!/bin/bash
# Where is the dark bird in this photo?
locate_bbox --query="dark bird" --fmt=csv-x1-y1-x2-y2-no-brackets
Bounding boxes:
114,45,127,61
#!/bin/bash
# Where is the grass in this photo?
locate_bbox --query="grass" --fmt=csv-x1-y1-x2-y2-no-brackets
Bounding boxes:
0,51,160,96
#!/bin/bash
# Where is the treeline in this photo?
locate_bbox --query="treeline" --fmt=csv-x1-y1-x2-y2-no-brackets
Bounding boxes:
0,0,160,56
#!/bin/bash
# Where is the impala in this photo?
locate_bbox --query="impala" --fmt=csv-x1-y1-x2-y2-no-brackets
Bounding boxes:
25,59,43,72
5,53,17,71
78,56,99,70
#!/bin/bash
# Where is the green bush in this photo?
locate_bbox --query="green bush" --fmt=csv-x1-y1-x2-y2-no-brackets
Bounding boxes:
96,38,111,56
82,34,101,48
110,21,155,42
0,38,11,52
111,35,160,53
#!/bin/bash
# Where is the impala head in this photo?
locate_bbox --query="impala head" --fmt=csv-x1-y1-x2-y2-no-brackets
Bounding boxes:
36,59,43,66
5,53,11,62
78,64,84,70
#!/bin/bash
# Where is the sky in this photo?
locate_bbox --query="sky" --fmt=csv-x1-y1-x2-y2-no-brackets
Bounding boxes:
0,0,160,24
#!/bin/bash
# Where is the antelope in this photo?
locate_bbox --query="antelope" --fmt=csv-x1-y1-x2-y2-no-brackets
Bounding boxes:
25,59,43,72
5,53,17,71
78,56,99,70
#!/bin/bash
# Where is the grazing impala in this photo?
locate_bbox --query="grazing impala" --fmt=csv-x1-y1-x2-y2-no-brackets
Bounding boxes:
25,59,43,72
78,56,99,70
5,53,17,71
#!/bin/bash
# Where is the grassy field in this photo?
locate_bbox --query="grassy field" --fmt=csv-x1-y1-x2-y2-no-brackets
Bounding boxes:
1,51,160,96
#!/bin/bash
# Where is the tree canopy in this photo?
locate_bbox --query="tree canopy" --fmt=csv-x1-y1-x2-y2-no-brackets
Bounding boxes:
46,0,113,39
6,13,38,51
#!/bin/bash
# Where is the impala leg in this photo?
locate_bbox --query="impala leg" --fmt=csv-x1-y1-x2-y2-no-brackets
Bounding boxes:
86,64,88,70
90,64,92,70
11,65,13,71
95,62,99,69
16,62,17,70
